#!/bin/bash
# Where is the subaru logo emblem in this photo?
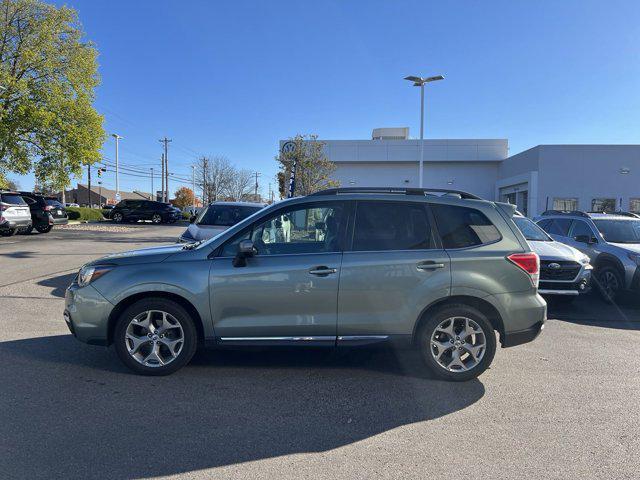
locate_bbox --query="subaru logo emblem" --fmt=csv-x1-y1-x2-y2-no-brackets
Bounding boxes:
548,262,561,270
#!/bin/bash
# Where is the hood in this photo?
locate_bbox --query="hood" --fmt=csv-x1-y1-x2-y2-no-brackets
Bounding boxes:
527,240,583,261
94,244,185,266
181,223,229,242
609,243,640,254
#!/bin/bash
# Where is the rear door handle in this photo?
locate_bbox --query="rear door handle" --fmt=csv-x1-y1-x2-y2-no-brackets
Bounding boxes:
416,262,445,271
309,266,337,276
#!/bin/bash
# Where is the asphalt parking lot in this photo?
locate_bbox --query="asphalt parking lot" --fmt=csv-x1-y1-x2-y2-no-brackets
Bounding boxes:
0,224,639,480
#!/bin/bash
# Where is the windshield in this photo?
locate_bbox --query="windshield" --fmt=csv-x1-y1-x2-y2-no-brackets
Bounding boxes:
593,219,640,243
195,204,262,227
513,216,552,241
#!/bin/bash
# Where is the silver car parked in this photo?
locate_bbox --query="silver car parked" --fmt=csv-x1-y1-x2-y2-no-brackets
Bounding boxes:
536,210,640,302
65,187,546,381
0,191,32,237
178,201,265,243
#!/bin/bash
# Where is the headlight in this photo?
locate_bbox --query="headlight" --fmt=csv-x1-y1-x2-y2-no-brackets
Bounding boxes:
628,253,640,266
78,265,114,287
578,253,591,265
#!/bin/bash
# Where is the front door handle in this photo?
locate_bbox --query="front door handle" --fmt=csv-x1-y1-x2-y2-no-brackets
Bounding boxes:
416,261,445,271
309,266,337,276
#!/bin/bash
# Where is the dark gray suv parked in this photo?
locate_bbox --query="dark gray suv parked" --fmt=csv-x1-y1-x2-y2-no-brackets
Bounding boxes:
65,188,546,381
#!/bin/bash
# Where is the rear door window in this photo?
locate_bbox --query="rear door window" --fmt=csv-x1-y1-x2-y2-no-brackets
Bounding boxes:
0,194,27,205
352,201,435,251
431,204,501,249
539,218,572,236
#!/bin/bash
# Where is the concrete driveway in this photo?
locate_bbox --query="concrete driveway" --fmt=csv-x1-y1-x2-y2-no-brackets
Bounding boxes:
0,224,638,479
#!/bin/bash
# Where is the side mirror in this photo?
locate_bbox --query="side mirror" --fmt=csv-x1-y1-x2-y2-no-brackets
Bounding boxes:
574,234,596,244
189,215,196,224
232,239,256,267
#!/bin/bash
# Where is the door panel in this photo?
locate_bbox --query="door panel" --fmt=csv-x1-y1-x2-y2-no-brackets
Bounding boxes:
210,253,342,338
337,250,450,335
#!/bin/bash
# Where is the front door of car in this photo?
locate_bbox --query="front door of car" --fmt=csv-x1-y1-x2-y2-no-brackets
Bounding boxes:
209,201,350,343
566,219,600,262
337,201,451,339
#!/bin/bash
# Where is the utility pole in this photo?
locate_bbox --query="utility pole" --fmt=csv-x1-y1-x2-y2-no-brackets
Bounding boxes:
112,133,123,200
98,181,102,206
159,137,172,202
160,154,165,203
191,165,196,212
254,171,261,201
202,156,208,204
150,167,154,200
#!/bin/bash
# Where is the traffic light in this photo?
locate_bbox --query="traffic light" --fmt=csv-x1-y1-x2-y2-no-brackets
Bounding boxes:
97,167,106,177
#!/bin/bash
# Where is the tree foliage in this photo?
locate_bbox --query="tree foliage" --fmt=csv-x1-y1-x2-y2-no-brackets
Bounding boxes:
275,134,338,197
173,186,194,209
0,0,104,190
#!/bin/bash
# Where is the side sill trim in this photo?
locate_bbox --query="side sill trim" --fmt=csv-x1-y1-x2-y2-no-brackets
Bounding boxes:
337,335,389,346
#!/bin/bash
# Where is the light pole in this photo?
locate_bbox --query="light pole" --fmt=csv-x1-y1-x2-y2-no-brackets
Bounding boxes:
150,167,154,200
111,133,123,200
404,75,444,188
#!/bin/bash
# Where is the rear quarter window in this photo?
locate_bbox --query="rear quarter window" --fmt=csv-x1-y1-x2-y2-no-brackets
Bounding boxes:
432,204,501,249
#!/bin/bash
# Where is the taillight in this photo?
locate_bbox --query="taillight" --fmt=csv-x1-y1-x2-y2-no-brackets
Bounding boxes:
0,204,7,211
507,252,540,287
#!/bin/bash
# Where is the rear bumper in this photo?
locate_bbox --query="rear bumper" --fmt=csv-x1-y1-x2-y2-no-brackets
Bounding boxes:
0,217,32,230
502,321,544,347
51,217,68,225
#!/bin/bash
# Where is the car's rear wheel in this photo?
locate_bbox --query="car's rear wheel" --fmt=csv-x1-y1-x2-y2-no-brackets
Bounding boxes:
112,212,123,223
151,213,163,224
0,228,16,237
418,304,496,382
114,298,198,376
595,265,623,304
35,224,52,234
20,225,34,235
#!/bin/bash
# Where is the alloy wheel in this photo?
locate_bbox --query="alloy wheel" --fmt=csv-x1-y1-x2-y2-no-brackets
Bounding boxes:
113,213,123,223
599,270,619,300
152,214,162,224
429,316,486,372
125,310,184,367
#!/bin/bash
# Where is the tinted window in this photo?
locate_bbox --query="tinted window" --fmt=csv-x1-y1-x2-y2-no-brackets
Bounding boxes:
352,201,434,251
0,194,27,205
220,202,346,256
45,199,64,208
570,220,595,239
592,219,640,243
196,204,262,227
513,216,551,241
539,218,572,236
432,204,501,249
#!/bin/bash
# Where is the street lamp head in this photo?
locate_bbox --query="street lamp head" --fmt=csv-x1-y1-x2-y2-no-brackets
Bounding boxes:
404,74,445,86
111,133,123,139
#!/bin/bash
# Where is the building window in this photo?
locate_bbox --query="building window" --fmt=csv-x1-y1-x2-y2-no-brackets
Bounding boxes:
630,199,640,213
591,198,616,213
553,198,578,211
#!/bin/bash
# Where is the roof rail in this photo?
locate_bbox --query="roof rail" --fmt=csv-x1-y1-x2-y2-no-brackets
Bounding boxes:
540,210,589,218
309,187,482,200
588,210,640,218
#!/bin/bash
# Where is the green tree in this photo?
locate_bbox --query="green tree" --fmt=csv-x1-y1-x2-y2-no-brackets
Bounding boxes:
275,134,338,198
173,186,194,209
0,0,104,191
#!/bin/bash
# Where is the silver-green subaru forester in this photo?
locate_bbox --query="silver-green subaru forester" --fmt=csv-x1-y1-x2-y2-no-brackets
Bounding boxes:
64,188,546,381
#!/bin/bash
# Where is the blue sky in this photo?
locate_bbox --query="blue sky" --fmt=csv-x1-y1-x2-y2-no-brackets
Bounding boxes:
10,0,640,196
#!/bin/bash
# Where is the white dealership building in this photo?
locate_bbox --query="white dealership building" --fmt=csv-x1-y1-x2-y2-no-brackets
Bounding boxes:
290,128,640,217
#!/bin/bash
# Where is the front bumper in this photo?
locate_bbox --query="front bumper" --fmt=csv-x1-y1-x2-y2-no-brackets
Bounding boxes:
539,266,592,296
64,282,114,346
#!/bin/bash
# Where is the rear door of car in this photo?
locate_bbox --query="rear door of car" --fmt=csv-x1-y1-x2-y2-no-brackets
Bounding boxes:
337,199,451,340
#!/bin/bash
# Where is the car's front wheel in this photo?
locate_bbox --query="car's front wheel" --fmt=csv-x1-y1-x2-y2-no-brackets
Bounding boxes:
418,304,496,382
151,213,163,224
595,265,623,304
35,224,52,234
112,212,124,223
113,298,198,375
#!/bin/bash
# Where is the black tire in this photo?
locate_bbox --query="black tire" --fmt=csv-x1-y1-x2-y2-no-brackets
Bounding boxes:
113,298,198,376
35,224,52,234
595,265,623,304
417,304,496,382
0,228,16,237
20,225,34,235
112,212,124,223
151,213,163,224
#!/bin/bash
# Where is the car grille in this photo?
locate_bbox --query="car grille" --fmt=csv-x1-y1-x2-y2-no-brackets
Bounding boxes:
540,260,581,281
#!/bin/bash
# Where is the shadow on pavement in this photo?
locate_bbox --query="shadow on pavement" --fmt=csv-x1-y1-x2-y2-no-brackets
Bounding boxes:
37,272,78,298
0,335,484,479
547,292,640,330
